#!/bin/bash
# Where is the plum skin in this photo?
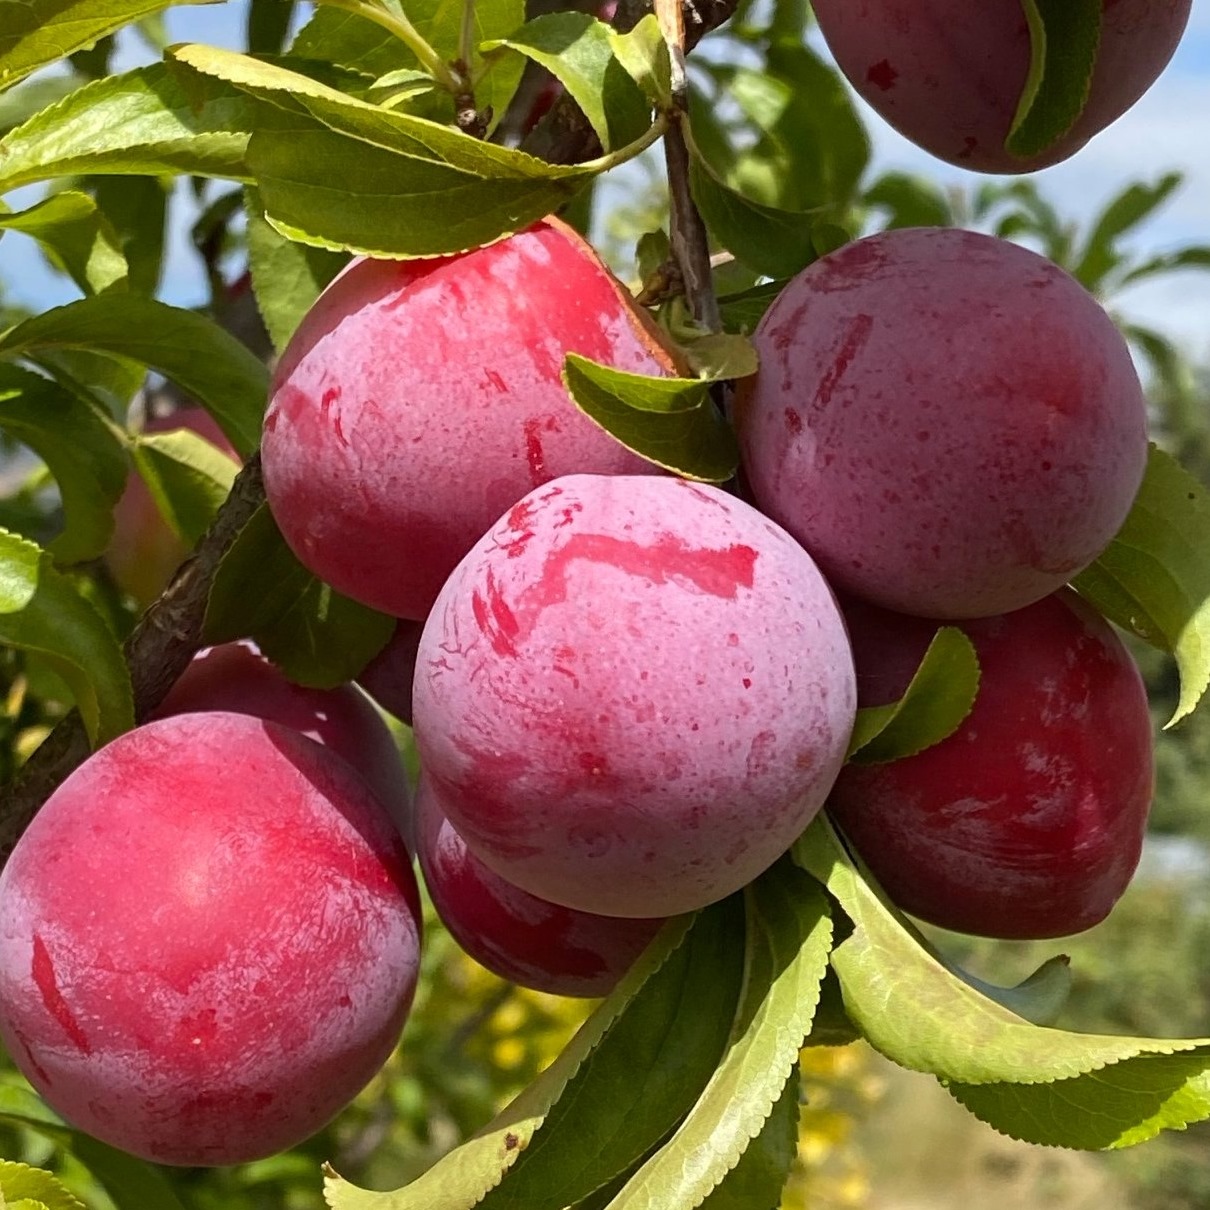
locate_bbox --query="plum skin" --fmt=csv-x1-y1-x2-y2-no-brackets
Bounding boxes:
812,0,1192,173
261,217,675,622
828,591,1154,939
153,640,412,846
413,473,857,919
358,620,424,728
737,227,1148,620
0,713,422,1166
416,776,665,998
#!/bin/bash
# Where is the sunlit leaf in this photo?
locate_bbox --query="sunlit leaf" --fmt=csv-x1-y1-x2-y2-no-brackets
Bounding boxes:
0,528,133,744
1006,0,1100,159
0,295,268,456
847,627,979,763
563,354,738,483
1074,444,1210,725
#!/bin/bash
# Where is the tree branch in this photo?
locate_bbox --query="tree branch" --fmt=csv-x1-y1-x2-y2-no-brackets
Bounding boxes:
0,454,265,861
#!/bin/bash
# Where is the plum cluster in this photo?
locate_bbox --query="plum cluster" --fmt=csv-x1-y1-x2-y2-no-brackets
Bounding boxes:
0,217,1157,1166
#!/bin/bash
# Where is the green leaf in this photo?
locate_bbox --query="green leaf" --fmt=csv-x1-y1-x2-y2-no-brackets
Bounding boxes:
170,44,593,258
948,1054,1210,1149
1073,444,1210,725
366,67,437,108
324,912,702,1209
1006,0,1101,159
475,898,745,1210
246,186,347,352
1071,173,1182,292
0,528,133,745
689,45,867,214
27,346,145,420
846,626,979,764
293,0,526,130
248,0,298,55
676,331,758,383
793,818,1210,1085
605,862,832,1210
0,1091,188,1210
0,295,268,456
0,191,127,294
0,362,128,563
695,1065,799,1210
204,503,393,688
91,175,167,295
716,280,785,335
0,0,216,92
687,152,820,280
0,524,39,611
563,354,738,483
132,428,239,546
0,73,82,136
0,1161,83,1210
606,14,670,107
863,170,953,230
0,62,255,193
484,12,652,153
290,4,409,74
1116,245,1210,290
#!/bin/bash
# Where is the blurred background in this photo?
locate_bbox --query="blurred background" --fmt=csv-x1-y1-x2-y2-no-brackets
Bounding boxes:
1,2,1208,1207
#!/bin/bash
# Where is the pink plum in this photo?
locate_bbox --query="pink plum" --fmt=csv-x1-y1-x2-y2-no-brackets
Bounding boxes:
358,620,425,728
413,474,857,918
812,0,1191,173
0,713,422,1166
416,775,664,997
828,591,1154,939
153,641,412,846
737,227,1147,619
261,217,676,621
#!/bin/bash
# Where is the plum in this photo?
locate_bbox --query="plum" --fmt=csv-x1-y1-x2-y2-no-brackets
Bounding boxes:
153,641,412,845
737,227,1147,619
416,775,664,998
812,0,1191,173
261,217,677,621
0,712,422,1166
828,591,1154,939
358,620,425,728
413,473,857,918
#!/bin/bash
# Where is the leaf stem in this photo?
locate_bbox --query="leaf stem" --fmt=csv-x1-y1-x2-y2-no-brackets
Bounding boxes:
579,112,670,173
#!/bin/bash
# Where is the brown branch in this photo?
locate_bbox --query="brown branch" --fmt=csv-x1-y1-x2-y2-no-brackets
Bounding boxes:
0,454,265,862
663,118,721,332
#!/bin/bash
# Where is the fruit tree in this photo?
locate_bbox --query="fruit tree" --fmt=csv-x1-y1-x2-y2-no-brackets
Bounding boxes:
0,0,1208,1207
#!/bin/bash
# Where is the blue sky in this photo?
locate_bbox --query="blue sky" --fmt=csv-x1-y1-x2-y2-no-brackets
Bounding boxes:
2,0,1208,362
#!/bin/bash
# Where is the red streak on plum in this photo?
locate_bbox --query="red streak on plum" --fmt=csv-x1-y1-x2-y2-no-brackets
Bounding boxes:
539,532,757,606
812,314,873,410
523,418,548,485
32,935,91,1054
471,568,521,657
